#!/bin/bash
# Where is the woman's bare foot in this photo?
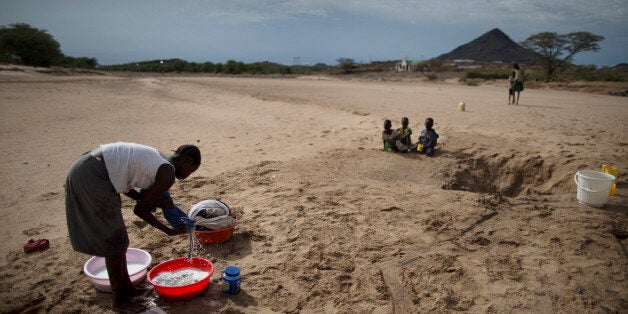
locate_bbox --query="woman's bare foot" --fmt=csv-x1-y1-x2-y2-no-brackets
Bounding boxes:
113,284,153,310
113,290,150,312
112,293,136,310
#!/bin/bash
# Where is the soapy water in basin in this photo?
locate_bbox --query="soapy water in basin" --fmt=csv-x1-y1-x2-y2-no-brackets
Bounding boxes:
91,263,147,279
152,267,209,287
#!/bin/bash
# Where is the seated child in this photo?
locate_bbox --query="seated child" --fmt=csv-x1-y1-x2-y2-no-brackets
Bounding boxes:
417,117,439,156
382,119,399,151
397,117,412,146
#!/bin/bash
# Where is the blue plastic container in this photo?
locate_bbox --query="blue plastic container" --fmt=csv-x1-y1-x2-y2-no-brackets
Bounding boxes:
222,266,241,294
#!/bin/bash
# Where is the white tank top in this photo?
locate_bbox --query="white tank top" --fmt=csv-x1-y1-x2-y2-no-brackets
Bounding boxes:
100,142,173,193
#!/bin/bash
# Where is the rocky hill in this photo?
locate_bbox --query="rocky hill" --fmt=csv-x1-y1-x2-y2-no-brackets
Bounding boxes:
437,28,536,63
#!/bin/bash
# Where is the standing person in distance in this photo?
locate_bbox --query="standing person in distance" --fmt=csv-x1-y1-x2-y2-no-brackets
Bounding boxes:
512,63,525,105
508,70,516,105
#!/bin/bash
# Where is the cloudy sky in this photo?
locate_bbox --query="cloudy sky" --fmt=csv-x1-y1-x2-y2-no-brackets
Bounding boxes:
2,0,626,66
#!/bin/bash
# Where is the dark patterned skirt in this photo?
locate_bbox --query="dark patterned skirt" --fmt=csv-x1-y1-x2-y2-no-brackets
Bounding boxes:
65,152,127,257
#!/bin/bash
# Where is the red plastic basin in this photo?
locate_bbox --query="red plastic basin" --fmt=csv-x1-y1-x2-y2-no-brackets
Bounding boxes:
147,257,214,302
194,223,237,244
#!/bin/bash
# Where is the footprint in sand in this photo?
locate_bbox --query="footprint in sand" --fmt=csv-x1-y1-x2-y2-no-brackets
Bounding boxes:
23,224,53,236
38,191,60,201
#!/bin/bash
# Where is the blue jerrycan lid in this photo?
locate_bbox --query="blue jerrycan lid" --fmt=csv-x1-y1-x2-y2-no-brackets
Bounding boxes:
225,266,240,276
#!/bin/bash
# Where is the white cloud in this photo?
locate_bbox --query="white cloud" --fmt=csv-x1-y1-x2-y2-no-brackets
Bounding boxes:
190,0,627,28
189,0,332,24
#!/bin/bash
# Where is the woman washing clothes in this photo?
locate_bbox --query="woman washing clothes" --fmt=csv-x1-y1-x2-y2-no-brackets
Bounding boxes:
65,142,201,309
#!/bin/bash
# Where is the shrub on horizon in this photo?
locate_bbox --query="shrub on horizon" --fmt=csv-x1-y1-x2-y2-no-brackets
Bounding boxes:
56,56,97,69
466,72,509,80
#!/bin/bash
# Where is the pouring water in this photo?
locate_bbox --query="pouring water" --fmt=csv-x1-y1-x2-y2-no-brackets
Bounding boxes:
181,217,196,262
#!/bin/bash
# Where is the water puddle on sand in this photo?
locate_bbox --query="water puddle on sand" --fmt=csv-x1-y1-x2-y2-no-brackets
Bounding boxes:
137,283,227,313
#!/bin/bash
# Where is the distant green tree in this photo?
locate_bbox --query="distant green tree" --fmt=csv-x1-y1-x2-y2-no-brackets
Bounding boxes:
280,66,292,74
520,31,604,82
224,60,235,74
184,62,201,72
172,60,186,72
248,62,264,74
0,23,63,67
223,60,246,74
56,56,97,69
337,58,356,73
201,61,215,73
235,61,245,74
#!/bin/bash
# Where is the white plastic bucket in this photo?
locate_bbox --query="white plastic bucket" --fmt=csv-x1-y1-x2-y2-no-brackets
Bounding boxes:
574,170,616,207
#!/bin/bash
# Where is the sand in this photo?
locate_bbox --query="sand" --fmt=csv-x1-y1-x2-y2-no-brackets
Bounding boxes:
0,65,626,313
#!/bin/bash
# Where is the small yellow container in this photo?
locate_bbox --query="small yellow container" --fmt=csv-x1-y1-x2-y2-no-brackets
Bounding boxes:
458,101,465,111
602,165,618,196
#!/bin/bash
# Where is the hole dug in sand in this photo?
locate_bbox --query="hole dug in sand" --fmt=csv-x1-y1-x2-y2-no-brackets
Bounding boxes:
442,151,568,197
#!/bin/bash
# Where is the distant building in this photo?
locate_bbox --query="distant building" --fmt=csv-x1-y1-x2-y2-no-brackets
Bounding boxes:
450,59,483,70
395,58,418,72
395,58,409,71
457,65,482,69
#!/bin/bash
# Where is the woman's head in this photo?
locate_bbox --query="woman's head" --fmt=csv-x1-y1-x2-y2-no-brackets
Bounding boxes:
172,145,201,179
513,63,520,70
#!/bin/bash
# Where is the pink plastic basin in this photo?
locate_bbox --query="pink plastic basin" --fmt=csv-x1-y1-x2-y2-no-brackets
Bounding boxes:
83,248,152,292
147,257,214,302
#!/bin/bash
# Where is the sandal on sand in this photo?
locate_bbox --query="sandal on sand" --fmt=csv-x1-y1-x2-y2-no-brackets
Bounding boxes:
23,239,49,253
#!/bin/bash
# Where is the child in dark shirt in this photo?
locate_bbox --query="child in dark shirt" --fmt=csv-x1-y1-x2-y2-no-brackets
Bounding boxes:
417,117,439,156
382,119,399,151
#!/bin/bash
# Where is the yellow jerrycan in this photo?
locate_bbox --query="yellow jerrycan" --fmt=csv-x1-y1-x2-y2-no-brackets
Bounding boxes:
602,165,618,196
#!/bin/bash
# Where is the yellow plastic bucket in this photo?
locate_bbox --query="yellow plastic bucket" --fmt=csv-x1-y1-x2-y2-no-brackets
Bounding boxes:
458,101,465,112
602,165,618,196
